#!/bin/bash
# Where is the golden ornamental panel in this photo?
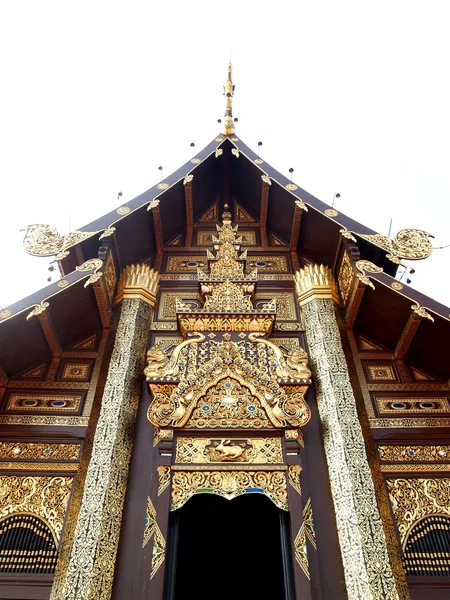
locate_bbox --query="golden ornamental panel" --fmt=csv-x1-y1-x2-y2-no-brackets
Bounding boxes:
338,251,354,304
157,292,200,321
175,437,283,464
166,256,208,272
5,392,83,413
152,336,184,352
103,250,117,302
246,255,288,272
364,363,398,382
197,230,257,246
378,445,450,462
60,363,91,380
171,470,288,511
254,292,297,320
0,442,80,461
386,478,450,546
288,464,302,496
0,475,72,542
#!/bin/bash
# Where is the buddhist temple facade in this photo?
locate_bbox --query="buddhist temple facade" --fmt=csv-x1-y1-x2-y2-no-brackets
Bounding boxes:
0,65,449,600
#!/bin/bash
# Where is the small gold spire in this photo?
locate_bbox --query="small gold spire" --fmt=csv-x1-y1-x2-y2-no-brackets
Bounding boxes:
222,62,235,135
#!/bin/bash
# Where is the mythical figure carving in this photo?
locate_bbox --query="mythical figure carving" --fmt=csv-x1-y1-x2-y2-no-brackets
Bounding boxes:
249,332,311,380
144,332,205,380
213,439,246,460
22,224,100,260
341,228,433,266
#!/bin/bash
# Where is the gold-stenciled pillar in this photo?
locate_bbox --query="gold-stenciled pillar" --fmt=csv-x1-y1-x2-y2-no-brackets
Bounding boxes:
295,264,407,600
50,265,159,600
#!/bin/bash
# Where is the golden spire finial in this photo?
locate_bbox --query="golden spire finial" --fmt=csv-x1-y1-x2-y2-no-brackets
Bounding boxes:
222,61,235,135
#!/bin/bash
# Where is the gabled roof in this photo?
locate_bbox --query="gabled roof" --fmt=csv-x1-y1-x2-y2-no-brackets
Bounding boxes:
1,67,449,382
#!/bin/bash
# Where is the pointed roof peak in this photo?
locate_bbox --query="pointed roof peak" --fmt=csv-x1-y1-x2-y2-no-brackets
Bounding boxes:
222,61,235,136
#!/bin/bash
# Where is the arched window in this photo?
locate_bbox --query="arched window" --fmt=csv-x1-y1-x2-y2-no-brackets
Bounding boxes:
0,513,58,573
404,515,450,576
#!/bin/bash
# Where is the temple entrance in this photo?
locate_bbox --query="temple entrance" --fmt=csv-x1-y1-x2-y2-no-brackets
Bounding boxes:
164,493,295,600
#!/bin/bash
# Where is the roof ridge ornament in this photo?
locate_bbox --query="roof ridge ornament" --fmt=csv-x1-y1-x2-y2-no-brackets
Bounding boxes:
222,62,236,136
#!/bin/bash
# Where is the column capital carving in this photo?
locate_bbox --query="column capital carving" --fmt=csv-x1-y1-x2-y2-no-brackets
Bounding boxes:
294,264,340,307
113,264,159,308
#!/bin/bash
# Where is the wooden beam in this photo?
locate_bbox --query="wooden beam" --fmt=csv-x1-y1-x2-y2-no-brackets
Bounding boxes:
394,311,422,359
345,281,366,329
184,177,194,248
92,279,112,328
151,205,164,254
290,205,303,251
260,177,270,249
0,362,9,387
38,311,62,357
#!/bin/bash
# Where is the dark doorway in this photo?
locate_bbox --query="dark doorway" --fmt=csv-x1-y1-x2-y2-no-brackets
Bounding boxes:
164,493,295,600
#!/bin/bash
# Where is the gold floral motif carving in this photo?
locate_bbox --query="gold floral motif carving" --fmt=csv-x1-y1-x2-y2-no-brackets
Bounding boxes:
75,259,103,287
411,303,435,322
0,309,12,320
22,225,99,260
302,497,316,549
175,437,283,464
0,442,80,461
356,260,383,289
166,256,208,272
0,462,78,472
300,296,399,599
61,363,90,380
0,476,72,542
381,464,450,473
151,524,166,579
171,470,288,511
157,292,200,320
197,230,256,246
177,314,275,335
294,524,309,578
103,252,117,302
254,292,296,320
288,465,302,496
153,427,173,447
152,336,184,351
338,251,354,304
386,478,450,546
26,300,49,320
246,256,288,272
157,466,171,496
366,364,397,381
379,445,450,462
142,497,157,548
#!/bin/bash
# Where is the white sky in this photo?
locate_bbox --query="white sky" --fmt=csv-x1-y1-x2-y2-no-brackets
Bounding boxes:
1,1,449,309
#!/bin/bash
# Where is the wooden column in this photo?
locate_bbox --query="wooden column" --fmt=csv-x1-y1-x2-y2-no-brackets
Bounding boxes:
50,265,159,600
295,264,408,600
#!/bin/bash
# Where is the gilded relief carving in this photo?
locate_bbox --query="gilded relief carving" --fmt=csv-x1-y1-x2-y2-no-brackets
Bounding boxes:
0,442,80,461
197,230,256,246
175,437,283,464
171,470,288,511
338,251,354,304
157,292,200,320
0,476,72,542
386,478,450,546
378,445,450,462
254,292,297,320
246,256,288,272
